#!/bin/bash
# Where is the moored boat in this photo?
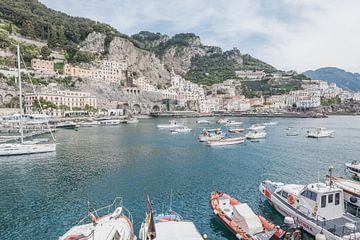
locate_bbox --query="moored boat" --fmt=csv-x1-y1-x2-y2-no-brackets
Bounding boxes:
245,131,267,139
207,137,245,146
56,121,78,129
99,119,121,126
326,175,360,210
286,127,299,136
217,118,230,124
259,168,360,240
225,120,243,126
196,119,211,124
249,124,266,131
157,120,184,129
210,192,303,240
80,121,100,127
171,126,192,133
139,194,205,240
345,161,360,178
228,128,244,133
307,127,334,138
198,129,225,142
263,121,278,126
126,118,139,124
59,197,136,240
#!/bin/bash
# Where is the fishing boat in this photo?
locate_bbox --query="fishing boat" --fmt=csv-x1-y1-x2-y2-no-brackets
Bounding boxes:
210,192,303,240
307,127,334,138
59,197,136,240
249,124,266,131
225,120,243,126
196,119,211,124
245,131,267,139
138,193,205,240
171,126,192,133
157,120,184,129
0,45,56,156
207,137,245,146
228,128,244,133
259,167,360,240
345,161,360,178
99,119,121,126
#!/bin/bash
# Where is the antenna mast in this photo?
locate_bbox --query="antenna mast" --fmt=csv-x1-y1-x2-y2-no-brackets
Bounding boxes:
17,45,24,143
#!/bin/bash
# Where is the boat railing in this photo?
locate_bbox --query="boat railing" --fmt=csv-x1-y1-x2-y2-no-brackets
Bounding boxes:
77,197,134,226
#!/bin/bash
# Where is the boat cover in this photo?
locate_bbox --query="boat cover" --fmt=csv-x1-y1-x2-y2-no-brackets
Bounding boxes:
155,221,203,240
233,203,263,235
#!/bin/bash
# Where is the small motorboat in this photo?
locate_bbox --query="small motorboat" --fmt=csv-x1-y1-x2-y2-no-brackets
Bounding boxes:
99,119,121,126
263,121,278,126
171,126,192,133
210,192,303,240
217,118,230,124
56,121,78,129
126,118,139,124
225,120,243,126
248,124,266,131
307,127,334,138
345,161,360,178
196,119,211,124
157,120,184,129
207,137,245,146
59,197,136,240
245,131,267,139
139,193,205,240
199,129,225,142
228,128,244,133
286,127,299,136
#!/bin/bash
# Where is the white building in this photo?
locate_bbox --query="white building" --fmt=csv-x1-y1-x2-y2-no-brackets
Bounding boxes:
286,90,320,108
266,95,287,109
199,96,222,113
224,96,251,112
235,70,266,79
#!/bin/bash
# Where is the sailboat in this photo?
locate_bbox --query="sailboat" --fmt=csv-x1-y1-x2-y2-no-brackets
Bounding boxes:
0,45,56,156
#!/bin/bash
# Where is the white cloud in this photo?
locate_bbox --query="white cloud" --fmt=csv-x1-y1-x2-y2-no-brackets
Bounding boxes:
41,0,360,72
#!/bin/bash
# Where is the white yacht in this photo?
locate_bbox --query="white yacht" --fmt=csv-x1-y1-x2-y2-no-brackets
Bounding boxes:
345,161,360,178
307,127,335,138
225,120,243,126
59,197,136,240
171,126,192,133
249,124,266,131
196,119,211,124
217,118,230,124
138,194,205,240
0,45,56,156
245,131,267,139
156,120,184,129
259,170,360,240
207,137,245,146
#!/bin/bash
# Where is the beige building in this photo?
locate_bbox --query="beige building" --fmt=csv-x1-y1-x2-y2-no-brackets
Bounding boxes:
31,59,55,74
25,90,97,116
63,64,93,78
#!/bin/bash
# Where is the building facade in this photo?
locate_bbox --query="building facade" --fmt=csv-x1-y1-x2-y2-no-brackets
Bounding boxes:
31,59,55,74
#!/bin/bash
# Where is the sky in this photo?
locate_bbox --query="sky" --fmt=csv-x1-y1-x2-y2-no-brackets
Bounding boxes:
40,0,360,73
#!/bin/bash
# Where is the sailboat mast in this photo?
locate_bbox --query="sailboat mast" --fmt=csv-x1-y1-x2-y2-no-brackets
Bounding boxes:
17,45,24,143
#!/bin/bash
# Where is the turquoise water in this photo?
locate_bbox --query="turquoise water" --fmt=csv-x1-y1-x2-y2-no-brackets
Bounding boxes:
1,116,360,239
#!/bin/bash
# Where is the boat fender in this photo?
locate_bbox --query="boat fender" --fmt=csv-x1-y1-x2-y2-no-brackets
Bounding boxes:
287,195,296,205
315,232,326,240
202,234,208,240
350,195,358,203
213,209,218,215
235,233,243,240
312,206,318,217
89,212,97,225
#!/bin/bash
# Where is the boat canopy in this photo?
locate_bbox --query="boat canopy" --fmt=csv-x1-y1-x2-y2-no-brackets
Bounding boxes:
155,221,203,240
233,203,263,235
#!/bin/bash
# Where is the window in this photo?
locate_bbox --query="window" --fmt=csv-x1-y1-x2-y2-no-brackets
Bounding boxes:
321,195,326,208
335,193,340,205
280,191,288,199
301,190,317,201
328,194,333,203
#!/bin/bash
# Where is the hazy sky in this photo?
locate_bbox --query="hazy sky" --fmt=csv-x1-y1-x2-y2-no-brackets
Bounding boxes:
41,0,360,73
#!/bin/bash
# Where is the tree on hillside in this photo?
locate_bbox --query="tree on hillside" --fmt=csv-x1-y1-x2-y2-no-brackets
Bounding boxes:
40,46,52,59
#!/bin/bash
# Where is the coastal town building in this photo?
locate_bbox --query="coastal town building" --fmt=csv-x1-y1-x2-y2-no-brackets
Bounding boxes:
63,64,93,78
31,59,55,74
224,96,251,112
199,95,223,113
249,96,264,107
266,95,287,109
25,90,97,116
286,89,320,108
235,70,266,79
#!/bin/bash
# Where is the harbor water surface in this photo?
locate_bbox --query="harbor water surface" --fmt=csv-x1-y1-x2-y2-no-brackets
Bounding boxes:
1,116,360,239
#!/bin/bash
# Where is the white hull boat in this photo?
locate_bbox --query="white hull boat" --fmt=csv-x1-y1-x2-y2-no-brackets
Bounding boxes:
225,120,243,126
263,122,278,126
60,197,136,240
207,137,245,146
199,133,225,142
249,124,266,131
171,127,192,133
0,143,56,156
138,194,205,240
80,121,100,127
259,169,360,240
196,119,211,124
245,131,267,139
99,119,121,126
345,161,360,178
126,118,139,124
157,120,184,129
326,176,360,209
307,127,334,138
217,118,230,124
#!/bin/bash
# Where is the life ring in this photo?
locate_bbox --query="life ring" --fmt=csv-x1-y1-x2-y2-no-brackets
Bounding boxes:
287,195,296,205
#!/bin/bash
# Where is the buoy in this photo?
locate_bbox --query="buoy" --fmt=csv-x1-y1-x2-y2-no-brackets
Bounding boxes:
350,195,358,203
202,234,208,240
315,232,326,240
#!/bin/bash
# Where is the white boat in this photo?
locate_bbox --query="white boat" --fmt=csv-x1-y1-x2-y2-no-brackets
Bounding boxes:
263,121,278,126
80,121,100,127
245,131,267,139
198,129,225,142
56,121,78,129
99,119,121,126
207,137,245,146
326,175,360,210
59,197,136,240
249,124,266,131
138,194,205,240
286,127,299,136
0,45,56,156
171,127,192,133
225,120,243,126
126,118,139,124
196,119,211,124
259,168,360,240
307,127,335,138
157,120,184,129
345,161,360,178
217,118,230,124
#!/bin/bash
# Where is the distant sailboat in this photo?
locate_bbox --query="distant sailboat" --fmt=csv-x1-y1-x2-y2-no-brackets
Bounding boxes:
0,45,56,156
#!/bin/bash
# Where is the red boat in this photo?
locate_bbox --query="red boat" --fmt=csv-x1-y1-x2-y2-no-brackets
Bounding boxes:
210,192,303,240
